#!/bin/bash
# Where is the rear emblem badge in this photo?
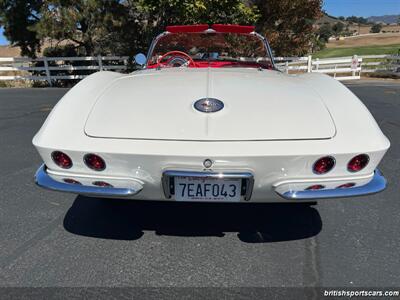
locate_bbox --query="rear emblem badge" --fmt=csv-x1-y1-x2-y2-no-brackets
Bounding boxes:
194,98,224,113
203,159,213,169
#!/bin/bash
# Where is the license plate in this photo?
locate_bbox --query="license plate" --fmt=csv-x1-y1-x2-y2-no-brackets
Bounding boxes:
174,176,242,202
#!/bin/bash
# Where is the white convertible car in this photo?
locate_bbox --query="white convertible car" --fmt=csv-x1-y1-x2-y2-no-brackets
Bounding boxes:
33,24,390,202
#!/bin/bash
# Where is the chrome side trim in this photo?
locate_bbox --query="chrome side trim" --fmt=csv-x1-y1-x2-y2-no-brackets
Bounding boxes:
145,31,171,68
35,164,142,197
162,170,254,201
251,32,276,69
277,169,387,200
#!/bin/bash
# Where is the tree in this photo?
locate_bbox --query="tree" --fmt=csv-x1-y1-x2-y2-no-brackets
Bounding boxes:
346,16,369,24
332,22,344,36
138,0,259,46
2,0,324,58
0,0,43,57
34,0,145,56
370,23,382,33
318,23,333,42
0,0,144,57
1,0,259,57
252,0,323,56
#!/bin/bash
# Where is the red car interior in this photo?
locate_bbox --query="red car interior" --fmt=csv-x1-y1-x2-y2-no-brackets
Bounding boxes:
147,24,271,69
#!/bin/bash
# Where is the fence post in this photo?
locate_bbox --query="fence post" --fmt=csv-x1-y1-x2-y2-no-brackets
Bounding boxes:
97,55,103,71
351,55,358,77
316,58,319,71
43,57,52,87
285,61,289,74
307,55,312,73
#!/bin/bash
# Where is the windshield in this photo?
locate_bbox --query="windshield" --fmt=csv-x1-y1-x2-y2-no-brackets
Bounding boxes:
147,32,273,69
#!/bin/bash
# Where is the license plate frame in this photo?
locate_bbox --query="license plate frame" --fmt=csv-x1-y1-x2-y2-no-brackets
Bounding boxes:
174,176,242,202
162,170,254,202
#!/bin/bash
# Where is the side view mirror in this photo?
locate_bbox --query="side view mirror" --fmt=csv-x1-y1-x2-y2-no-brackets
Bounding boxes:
134,53,146,66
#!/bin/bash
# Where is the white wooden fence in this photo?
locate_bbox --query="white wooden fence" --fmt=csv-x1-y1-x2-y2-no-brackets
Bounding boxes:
275,54,400,80
1,54,399,84
0,56,128,85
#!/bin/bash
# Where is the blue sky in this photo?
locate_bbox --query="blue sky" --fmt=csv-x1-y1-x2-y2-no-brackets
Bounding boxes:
0,1,399,46
323,0,400,17
0,27,7,46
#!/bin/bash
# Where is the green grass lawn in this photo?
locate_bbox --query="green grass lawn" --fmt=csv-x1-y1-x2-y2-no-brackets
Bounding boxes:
313,44,400,58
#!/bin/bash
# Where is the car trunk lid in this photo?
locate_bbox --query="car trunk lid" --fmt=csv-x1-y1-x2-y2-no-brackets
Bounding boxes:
84,68,336,141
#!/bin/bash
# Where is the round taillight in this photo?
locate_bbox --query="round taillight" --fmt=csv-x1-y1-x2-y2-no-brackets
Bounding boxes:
51,151,72,169
84,154,106,171
348,154,369,172
313,156,335,174
305,184,325,191
337,183,355,189
63,178,81,185
93,181,113,188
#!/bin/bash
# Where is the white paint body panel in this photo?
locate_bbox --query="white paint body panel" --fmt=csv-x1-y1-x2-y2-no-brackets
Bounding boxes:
33,69,390,202
85,69,335,141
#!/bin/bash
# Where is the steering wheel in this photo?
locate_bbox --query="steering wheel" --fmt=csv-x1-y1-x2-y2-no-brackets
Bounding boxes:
156,51,195,68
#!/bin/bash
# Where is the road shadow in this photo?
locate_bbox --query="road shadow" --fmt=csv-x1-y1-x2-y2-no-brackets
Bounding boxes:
63,196,322,243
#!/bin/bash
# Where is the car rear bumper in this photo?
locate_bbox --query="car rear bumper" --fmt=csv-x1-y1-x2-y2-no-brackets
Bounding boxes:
35,164,387,201
35,164,143,198
276,169,386,200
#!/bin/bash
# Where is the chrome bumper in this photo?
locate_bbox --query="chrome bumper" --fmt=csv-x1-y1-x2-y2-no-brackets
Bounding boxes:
276,170,387,200
34,164,142,197
35,164,387,201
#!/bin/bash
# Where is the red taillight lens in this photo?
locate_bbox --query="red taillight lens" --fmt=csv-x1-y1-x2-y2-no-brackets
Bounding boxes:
63,178,81,185
337,183,355,189
313,156,335,174
51,151,72,169
347,154,369,172
305,184,325,190
84,154,106,171
93,181,113,188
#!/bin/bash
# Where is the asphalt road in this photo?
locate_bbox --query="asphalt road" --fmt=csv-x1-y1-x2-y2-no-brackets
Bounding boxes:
0,81,399,289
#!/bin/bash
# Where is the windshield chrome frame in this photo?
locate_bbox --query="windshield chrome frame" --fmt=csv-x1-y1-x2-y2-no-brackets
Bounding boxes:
145,30,276,69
